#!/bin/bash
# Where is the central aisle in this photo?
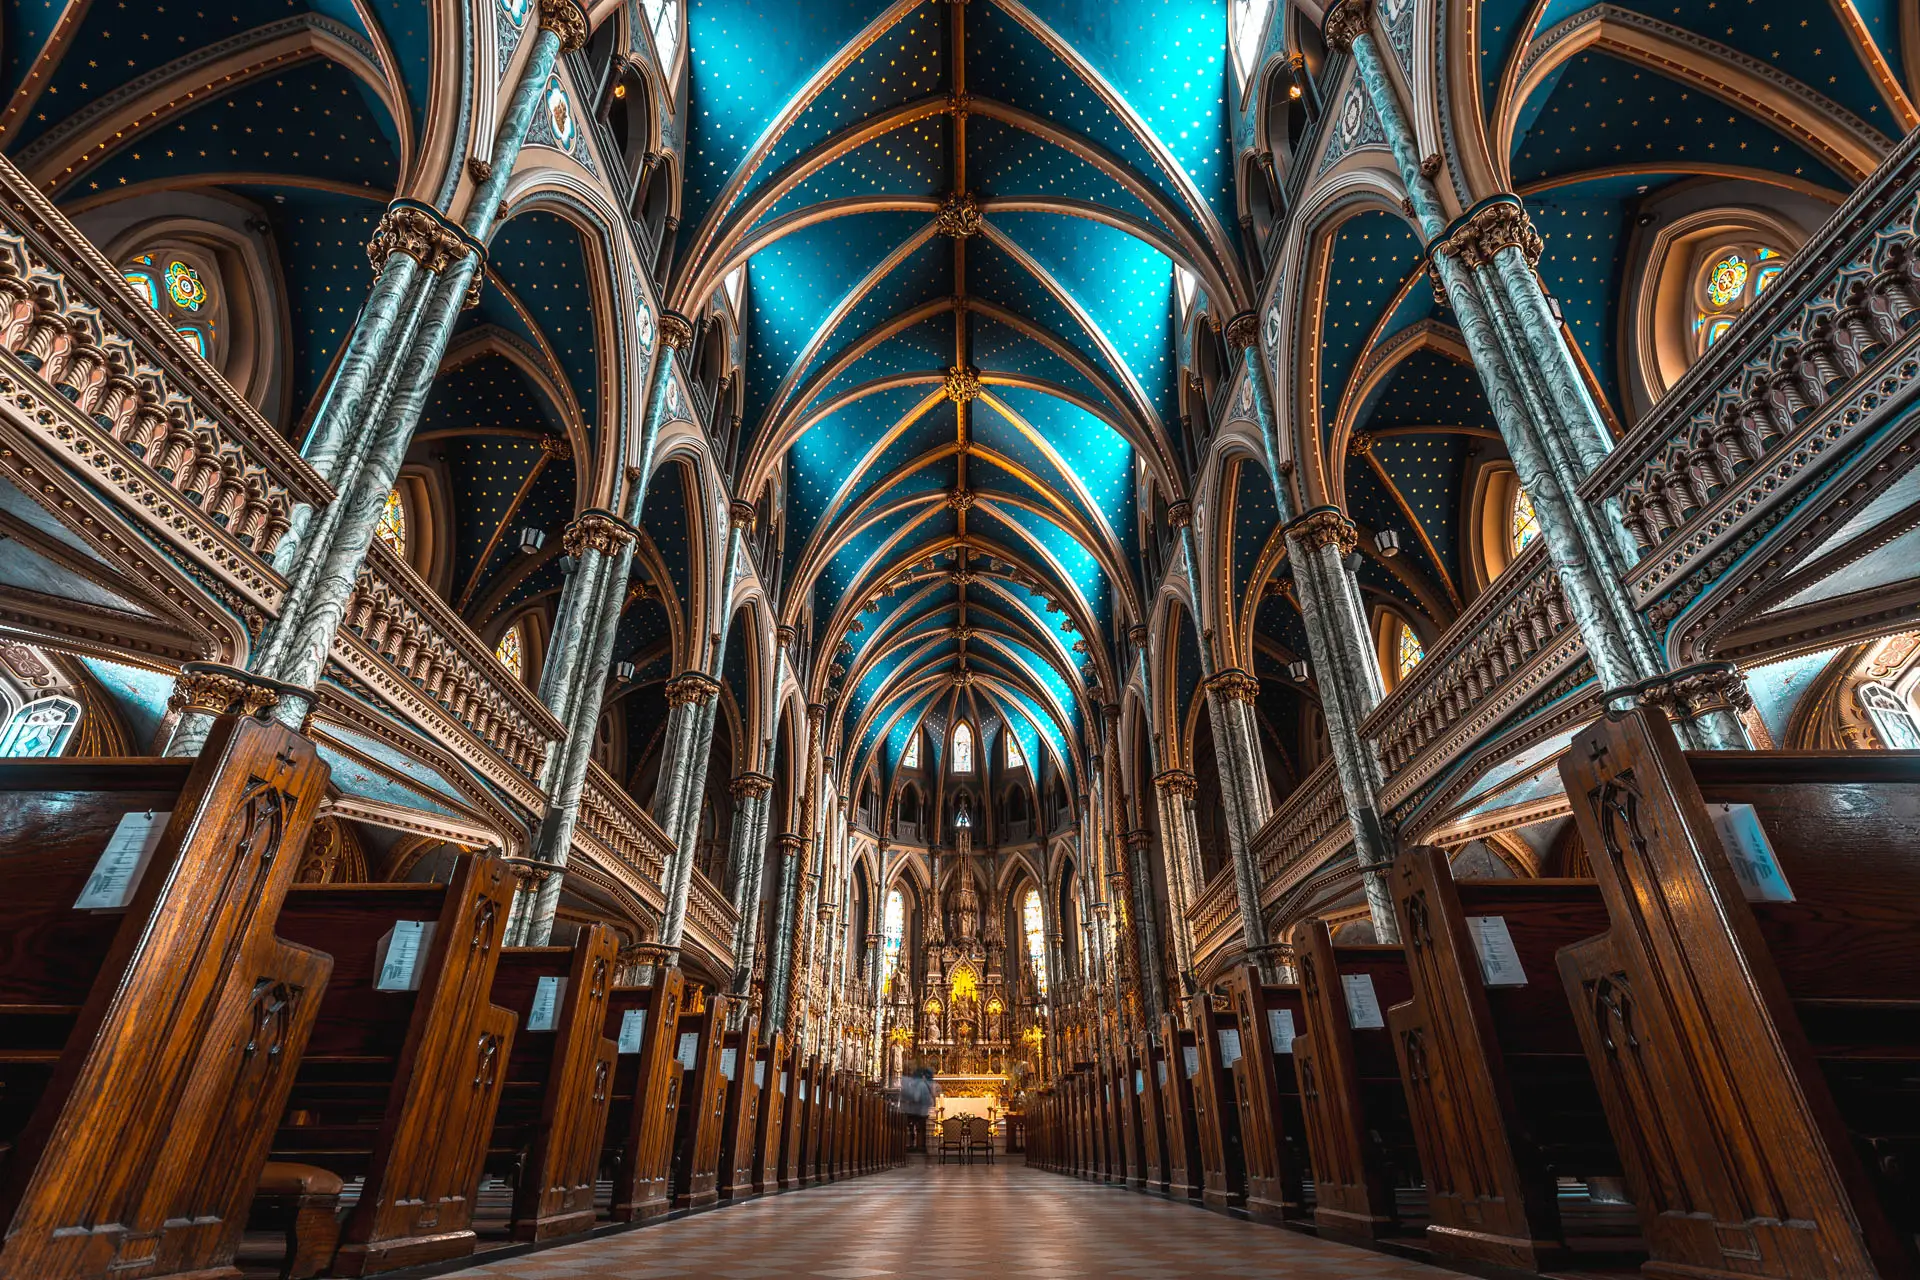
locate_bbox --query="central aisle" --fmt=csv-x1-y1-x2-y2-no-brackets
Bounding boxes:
455,1160,1454,1279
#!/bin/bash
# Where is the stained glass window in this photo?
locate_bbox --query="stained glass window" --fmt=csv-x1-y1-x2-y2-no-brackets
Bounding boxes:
124,251,216,361
902,730,920,769
1395,622,1424,679
952,721,974,773
0,696,80,758
1861,683,1920,750
495,623,525,680
1695,242,1786,355
1511,486,1540,555
1706,254,1747,308
881,888,905,994
373,487,407,555
1023,888,1049,998
1005,732,1024,769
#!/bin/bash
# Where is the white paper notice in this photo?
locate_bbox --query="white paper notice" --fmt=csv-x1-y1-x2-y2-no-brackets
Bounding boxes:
721,1047,738,1081
1709,802,1795,902
676,1031,700,1070
1467,916,1529,987
754,1059,767,1088
527,975,567,1030
1156,1059,1168,1087
1182,1045,1200,1078
1342,973,1385,1029
779,1071,788,1094
1267,1008,1297,1054
74,810,172,910
800,1079,808,1101
374,920,436,991
617,1008,647,1053
1218,1028,1242,1069
1134,1069,1144,1095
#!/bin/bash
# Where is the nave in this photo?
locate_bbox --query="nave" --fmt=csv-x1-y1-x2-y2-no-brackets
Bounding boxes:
444,1160,1448,1280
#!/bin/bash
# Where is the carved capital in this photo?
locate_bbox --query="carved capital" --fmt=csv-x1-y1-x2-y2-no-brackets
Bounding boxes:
538,0,590,52
777,624,799,649
1285,506,1359,555
168,661,286,720
807,702,826,724
562,509,638,558
1223,311,1259,351
1437,198,1542,271
367,201,472,277
1127,624,1149,647
943,364,982,403
936,191,982,239
658,310,695,351
1633,661,1754,723
665,671,721,707
728,498,757,530
1154,768,1198,799
1165,500,1193,529
1206,668,1261,704
730,771,775,800
1322,0,1373,50
776,832,809,856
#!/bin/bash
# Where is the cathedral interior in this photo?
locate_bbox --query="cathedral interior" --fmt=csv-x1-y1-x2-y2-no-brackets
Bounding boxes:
1,0,1919,1275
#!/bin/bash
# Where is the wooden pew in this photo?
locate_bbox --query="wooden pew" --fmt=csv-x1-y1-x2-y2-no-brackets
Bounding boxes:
1294,922,1423,1245
1187,992,1247,1211
776,1046,804,1189
1558,706,1920,1279
269,855,517,1275
1157,1015,1204,1201
670,991,730,1211
1221,965,1310,1224
1137,1032,1169,1193
796,1055,820,1185
601,964,686,1223
0,715,332,1280
1103,1054,1128,1183
751,1034,787,1196
1386,844,1631,1270
716,1012,763,1202
1117,1045,1147,1189
483,926,619,1241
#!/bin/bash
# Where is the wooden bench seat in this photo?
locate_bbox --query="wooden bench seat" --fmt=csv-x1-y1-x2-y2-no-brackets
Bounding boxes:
1386,845,1635,1270
600,965,685,1223
669,992,729,1211
716,1014,763,1202
0,715,331,1280
268,856,516,1276
1188,993,1248,1211
1222,965,1311,1224
1157,1015,1204,1201
1558,705,1920,1278
750,1034,787,1196
1137,1032,1170,1193
1294,924,1424,1245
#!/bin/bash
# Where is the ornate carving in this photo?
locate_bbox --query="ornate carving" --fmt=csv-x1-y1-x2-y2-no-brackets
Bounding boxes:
1128,624,1149,647
1286,507,1359,555
1154,768,1198,799
537,0,589,52
658,311,695,351
1165,500,1193,529
1631,660,1754,723
367,202,472,277
1206,668,1261,704
562,509,638,558
947,486,975,511
943,364,982,403
539,434,572,460
168,661,285,719
936,192,982,239
951,669,975,687
728,498,757,530
664,671,720,707
1348,431,1377,458
1322,0,1373,50
1224,311,1259,351
1438,199,1543,271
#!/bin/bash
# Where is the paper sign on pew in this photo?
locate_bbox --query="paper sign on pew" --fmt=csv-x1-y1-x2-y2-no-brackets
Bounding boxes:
1708,802,1795,902
1342,973,1386,1029
676,1031,700,1071
373,920,437,991
1466,916,1528,987
526,976,567,1030
617,1008,647,1053
755,1059,766,1088
721,1047,737,1082
73,810,172,910
1134,1069,1144,1095
1218,1028,1242,1069
1182,1045,1200,1078
1267,1008,1297,1053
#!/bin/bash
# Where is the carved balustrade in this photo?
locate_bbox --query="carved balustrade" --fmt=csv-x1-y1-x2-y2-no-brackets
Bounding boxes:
1186,863,1242,979
685,866,740,973
578,760,671,890
1250,760,1345,906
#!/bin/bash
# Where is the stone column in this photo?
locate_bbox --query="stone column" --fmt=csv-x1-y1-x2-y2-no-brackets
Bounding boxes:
1152,769,1204,1000
1283,506,1398,941
866,928,885,1077
767,702,825,1038
725,772,774,1000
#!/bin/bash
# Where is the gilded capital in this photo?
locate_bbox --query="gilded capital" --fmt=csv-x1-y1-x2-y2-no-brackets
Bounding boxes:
538,0,590,52
1223,311,1259,351
664,671,721,707
168,661,284,719
1206,668,1261,704
1286,506,1359,556
729,771,775,800
1154,768,1198,798
1438,199,1543,271
776,832,809,856
1127,624,1149,647
943,364,983,403
729,498,757,530
1322,0,1373,50
367,202,472,277
562,509,638,558
658,310,695,351
1634,660,1754,723
936,191,982,239
1165,500,1193,529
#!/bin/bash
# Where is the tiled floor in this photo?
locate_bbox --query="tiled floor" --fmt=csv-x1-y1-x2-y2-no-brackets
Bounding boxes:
453,1159,1454,1279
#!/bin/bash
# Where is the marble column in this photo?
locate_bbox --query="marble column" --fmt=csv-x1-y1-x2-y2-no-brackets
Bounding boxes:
724,771,774,1001
1284,507,1398,942
867,928,885,1077
767,702,825,1039
1152,769,1203,998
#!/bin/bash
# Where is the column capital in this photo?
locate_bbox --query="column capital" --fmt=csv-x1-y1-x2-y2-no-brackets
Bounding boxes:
1435,196,1542,271
778,624,800,649
1627,660,1753,723
658,310,696,351
1153,769,1198,799
1322,0,1373,51
1224,311,1260,351
1165,500,1193,529
168,661,298,721
537,0,590,52
367,199,476,276
730,771,775,800
807,702,827,724
729,498,757,529
776,832,810,855
1205,668,1261,704
665,671,721,707
563,508,639,558
1127,624,1149,647
1122,828,1150,851
1284,505,1358,555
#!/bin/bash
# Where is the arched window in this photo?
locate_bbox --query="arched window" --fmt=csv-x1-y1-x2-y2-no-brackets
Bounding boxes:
881,887,905,994
902,729,920,769
1395,622,1424,680
1005,732,1024,770
373,487,407,556
0,695,81,758
1230,0,1273,84
1861,683,1920,750
1695,242,1786,354
1022,887,1049,998
1510,486,1540,556
641,0,678,70
952,721,974,773
123,250,218,360
494,622,525,680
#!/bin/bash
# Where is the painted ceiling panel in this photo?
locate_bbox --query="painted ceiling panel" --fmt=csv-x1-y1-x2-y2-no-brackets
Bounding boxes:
642,461,695,608
490,211,603,445
1476,0,1537,125
1532,188,1635,414
784,381,947,549
1368,432,1471,598
784,233,951,391
1230,456,1279,606
967,236,1131,397
754,118,948,228
966,114,1156,223
812,313,958,406
972,392,1134,554
1355,347,1498,434
969,316,1102,407
1318,211,1424,445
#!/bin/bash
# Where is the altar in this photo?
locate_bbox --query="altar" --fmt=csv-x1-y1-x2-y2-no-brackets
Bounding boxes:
932,1073,1008,1123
